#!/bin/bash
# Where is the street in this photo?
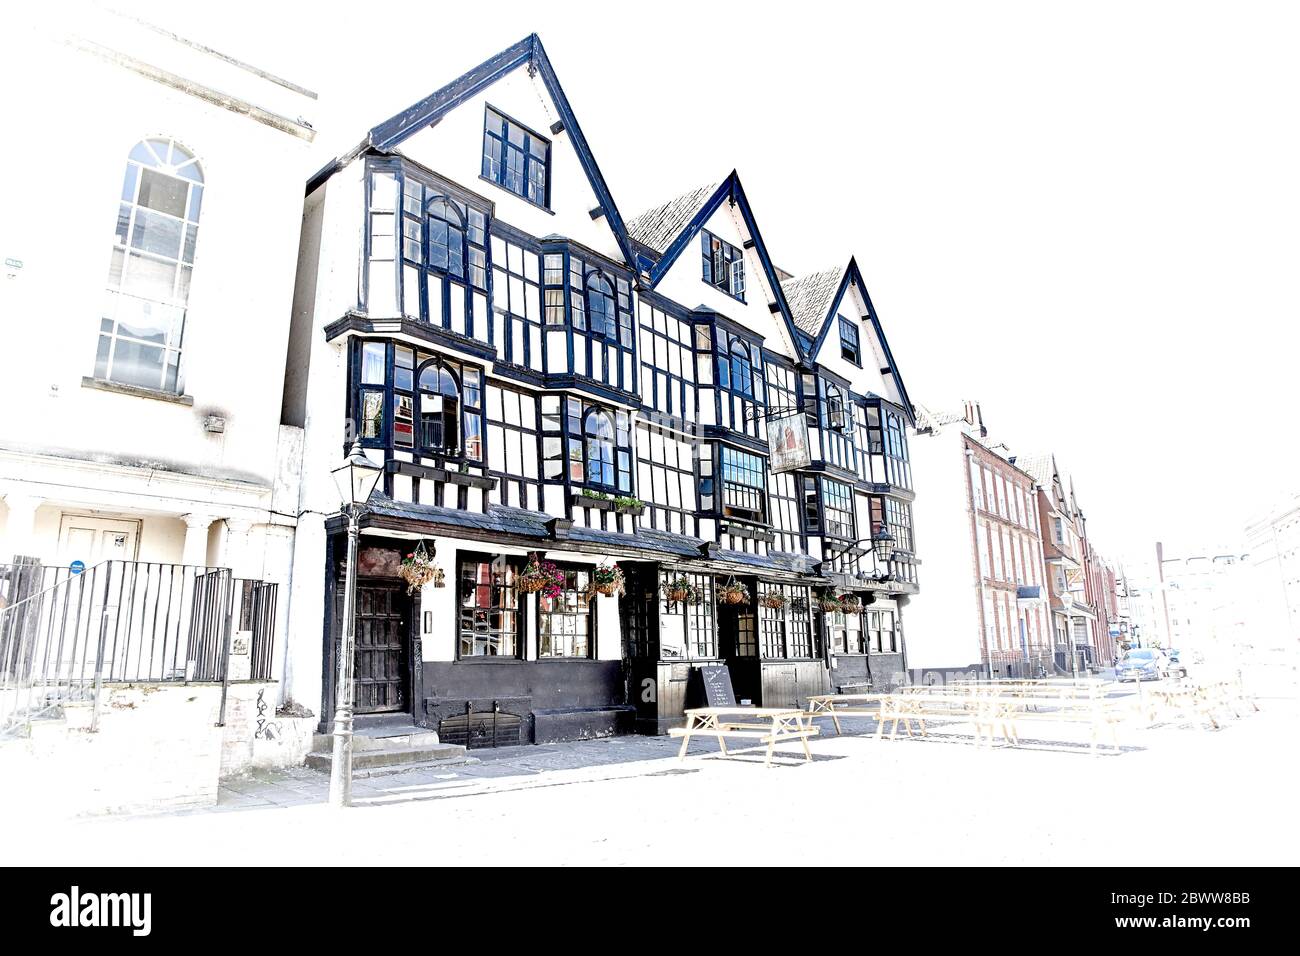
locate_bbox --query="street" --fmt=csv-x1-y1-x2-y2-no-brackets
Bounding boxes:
9,676,1297,867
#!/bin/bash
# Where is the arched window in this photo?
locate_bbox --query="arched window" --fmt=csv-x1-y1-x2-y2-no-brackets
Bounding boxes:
97,137,203,393
416,360,461,454
426,197,465,278
825,384,847,429
585,271,616,339
728,339,754,398
583,410,616,489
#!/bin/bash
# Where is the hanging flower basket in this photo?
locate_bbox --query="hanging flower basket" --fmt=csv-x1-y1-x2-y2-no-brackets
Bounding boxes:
661,575,699,605
398,542,440,595
591,562,625,598
718,581,750,606
819,595,843,613
758,590,788,610
837,593,864,615
519,554,565,598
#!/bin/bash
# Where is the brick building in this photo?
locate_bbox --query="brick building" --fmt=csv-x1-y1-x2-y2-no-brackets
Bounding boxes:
908,403,1051,679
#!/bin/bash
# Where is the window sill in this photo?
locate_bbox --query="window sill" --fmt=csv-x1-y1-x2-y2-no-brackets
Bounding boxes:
478,175,555,215
81,377,194,406
702,278,746,304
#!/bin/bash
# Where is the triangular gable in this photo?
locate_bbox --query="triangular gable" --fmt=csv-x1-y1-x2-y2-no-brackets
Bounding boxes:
804,258,916,426
639,171,805,359
309,34,637,269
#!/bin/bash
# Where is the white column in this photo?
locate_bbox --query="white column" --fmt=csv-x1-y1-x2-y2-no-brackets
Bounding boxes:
181,514,216,568
2,493,44,562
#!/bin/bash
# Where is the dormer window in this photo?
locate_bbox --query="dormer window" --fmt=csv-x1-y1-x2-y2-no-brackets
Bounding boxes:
838,314,861,366
482,107,550,207
701,230,745,301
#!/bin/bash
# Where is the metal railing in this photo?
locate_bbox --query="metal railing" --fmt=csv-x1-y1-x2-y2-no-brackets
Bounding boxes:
0,560,278,737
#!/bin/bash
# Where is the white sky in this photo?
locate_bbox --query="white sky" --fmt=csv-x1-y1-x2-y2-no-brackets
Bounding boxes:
78,1,1300,563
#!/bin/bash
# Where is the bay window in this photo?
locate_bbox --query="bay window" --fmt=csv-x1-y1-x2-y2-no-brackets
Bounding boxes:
719,446,767,524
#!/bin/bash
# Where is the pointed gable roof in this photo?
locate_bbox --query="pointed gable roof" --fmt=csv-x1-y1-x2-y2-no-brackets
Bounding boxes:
306,34,637,268
781,267,845,336
626,183,718,256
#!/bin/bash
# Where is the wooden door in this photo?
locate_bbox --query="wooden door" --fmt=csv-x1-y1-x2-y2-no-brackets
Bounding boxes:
354,583,409,714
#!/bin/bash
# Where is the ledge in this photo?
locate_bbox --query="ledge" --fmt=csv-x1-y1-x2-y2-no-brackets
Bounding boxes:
719,520,776,544
386,459,496,491
81,377,194,406
572,493,643,516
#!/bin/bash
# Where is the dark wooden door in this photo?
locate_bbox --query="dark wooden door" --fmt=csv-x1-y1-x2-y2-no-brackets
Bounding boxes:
354,583,409,714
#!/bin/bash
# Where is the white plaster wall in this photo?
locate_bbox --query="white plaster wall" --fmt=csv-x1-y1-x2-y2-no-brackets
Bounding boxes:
652,202,797,360
812,281,903,405
0,28,312,486
398,67,624,261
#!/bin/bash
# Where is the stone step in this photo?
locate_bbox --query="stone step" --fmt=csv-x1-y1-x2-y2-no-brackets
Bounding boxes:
305,742,470,773
312,728,442,752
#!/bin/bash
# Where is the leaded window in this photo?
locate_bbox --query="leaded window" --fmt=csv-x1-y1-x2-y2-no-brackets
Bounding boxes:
458,555,522,658
97,138,203,393
538,567,593,658
482,107,549,207
540,247,636,390
867,609,897,653
397,175,489,336
719,446,767,524
871,496,914,554
866,399,912,489
541,396,633,494
659,571,715,659
354,340,483,464
828,607,865,655
701,230,745,300
759,585,813,659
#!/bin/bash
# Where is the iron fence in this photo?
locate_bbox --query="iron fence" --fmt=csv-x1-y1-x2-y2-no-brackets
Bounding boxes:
0,560,277,736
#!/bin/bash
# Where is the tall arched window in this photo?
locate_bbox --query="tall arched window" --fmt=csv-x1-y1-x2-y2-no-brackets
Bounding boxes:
585,271,616,339
728,339,754,398
426,197,465,278
416,360,461,455
97,137,203,393
583,410,616,489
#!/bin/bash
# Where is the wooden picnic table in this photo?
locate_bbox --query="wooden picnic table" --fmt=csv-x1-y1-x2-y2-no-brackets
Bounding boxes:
804,693,892,735
671,706,819,767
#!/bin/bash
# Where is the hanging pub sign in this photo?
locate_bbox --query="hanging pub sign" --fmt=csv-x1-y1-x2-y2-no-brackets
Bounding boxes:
766,411,811,473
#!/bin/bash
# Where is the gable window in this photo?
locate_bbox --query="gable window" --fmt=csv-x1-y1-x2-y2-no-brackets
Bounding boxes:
538,566,594,658
701,230,745,300
458,555,523,658
98,138,203,394
482,107,549,207
720,446,767,524
838,315,861,366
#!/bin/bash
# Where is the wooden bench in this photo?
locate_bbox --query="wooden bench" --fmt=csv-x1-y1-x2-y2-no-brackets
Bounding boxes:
876,691,1020,747
670,707,820,767
804,693,890,735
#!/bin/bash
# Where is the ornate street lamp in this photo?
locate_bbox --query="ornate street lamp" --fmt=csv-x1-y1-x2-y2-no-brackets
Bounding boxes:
327,441,384,808
871,528,896,566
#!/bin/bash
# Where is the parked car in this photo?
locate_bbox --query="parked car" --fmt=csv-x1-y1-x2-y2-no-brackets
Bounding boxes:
1117,649,1166,682
1164,649,1189,678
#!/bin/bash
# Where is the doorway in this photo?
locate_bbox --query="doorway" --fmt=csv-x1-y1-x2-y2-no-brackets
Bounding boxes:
57,514,140,565
353,582,411,715
717,602,760,706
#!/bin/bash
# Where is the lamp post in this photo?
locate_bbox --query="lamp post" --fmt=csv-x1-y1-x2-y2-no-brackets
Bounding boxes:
327,441,384,808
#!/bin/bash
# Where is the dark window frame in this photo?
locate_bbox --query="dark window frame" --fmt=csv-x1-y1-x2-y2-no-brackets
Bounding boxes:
456,552,525,661
700,230,746,301
481,105,551,209
838,315,861,366
537,564,596,659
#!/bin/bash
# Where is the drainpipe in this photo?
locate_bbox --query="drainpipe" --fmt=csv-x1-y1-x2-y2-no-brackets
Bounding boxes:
965,448,993,678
